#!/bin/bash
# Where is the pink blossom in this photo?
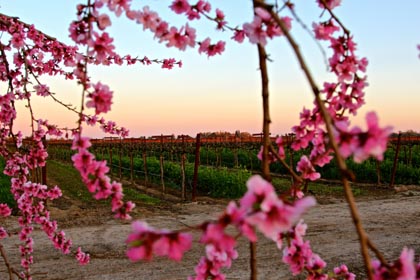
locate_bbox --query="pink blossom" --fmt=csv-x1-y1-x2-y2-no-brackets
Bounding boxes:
126,221,192,261
195,0,211,13
372,247,416,280
257,145,277,163
86,82,113,115
317,0,342,9
162,58,176,69
243,17,267,46
11,32,25,48
96,14,111,30
334,264,355,280
114,201,135,220
225,202,256,241
241,176,316,239
255,7,272,22
215,9,226,29
0,203,12,217
165,24,196,51
0,227,8,239
103,0,131,17
126,221,154,261
198,38,225,57
359,112,392,161
153,232,192,261
282,239,313,275
88,32,115,63
137,6,161,31
69,20,89,44
71,134,92,150
72,149,95,179
75,247,90,265
186,10,200,20
169,0,191,14
296,156,321,181
313,20,340,40
33,84,50,97
232,29,245,43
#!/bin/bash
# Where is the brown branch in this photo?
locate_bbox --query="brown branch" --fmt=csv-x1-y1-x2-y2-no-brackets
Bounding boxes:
0,43,18,146
367,239,389,268
268,143,302,184
258,41,272,184
318,0,350,36
0,13,57,42
283,1,329,70
22,51,36,136
0,243,24,280
253,1,376,278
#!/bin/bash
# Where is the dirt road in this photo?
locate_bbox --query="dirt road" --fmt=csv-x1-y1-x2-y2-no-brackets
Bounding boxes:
1,189,420,279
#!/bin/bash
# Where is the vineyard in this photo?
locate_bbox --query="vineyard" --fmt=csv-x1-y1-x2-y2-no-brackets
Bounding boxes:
43,132,420,201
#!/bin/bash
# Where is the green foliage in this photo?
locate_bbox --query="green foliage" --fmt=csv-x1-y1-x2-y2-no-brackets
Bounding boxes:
49,140,420,201
193,166,250,198
0,158,16,209
48,160,101,204
48,160,160,205
96,152,250,198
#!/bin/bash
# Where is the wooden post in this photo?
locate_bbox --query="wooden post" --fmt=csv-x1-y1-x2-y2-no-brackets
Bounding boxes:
119,143,122,181
390,133,401,188
181,153,186,201
234,136,239,168
181,135,186,201
206,145,209,165
41,136,47,185
375,160,381,186
130,149,134,184
249,150,253,170
109,147,113,176
160,155,165,194
143,152,148,183
409,145,413,166
192,133,201,202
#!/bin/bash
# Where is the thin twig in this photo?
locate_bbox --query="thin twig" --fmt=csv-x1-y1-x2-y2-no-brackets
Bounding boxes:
367,239,389,268
268,143,302,184
0,243,24,280
318,0,350,36
0,13,57,41
283,0,329,70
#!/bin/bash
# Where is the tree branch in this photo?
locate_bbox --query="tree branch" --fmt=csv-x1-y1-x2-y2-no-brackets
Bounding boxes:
254,2,376,278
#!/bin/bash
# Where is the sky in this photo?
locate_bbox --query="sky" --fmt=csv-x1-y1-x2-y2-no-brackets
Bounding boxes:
0,1,419,138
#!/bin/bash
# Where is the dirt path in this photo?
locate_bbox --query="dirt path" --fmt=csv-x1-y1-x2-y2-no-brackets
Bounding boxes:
1,190,420,279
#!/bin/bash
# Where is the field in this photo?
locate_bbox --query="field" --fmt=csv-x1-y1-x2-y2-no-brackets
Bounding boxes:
46,134,420,201
1,159,420,279
1,135,420,279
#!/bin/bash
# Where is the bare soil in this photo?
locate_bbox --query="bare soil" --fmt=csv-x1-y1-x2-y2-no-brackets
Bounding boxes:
1,185,420,280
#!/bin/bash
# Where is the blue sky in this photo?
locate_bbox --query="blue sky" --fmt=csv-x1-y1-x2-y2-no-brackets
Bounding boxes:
1,1,419,137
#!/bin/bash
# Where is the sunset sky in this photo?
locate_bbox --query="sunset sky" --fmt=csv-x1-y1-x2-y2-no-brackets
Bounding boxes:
1,1,419,138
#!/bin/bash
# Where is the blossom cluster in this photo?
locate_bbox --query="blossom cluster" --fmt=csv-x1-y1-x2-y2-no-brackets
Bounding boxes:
126,221,192,261
71,134,134,219
127,175,316,279
371,248,420,280
0,9,134,277
281,2,392,185
281,220,356,279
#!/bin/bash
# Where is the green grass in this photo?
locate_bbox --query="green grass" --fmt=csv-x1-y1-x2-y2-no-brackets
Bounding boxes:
47,160,97,204
0,158,16,209
47,160,160,206
123,187,161,205
272,177,369,197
